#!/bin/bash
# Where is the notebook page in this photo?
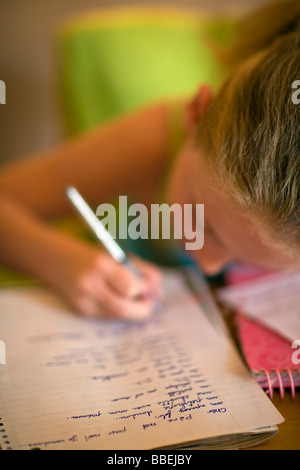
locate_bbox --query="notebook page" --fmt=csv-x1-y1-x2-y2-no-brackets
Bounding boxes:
217,271,300,342
0,271,283,450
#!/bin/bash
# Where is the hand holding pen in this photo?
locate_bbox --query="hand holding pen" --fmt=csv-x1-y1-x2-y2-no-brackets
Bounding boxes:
65,186,162,319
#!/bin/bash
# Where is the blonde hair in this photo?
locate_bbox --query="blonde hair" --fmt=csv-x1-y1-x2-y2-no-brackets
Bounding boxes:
198,0,300,251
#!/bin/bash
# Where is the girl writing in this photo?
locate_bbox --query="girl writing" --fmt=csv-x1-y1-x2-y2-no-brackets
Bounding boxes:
0,0,299,319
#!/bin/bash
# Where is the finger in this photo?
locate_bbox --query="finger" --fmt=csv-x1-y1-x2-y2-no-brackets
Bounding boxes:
101,258,152,299
129,256,163,299
104,293,155,321
77,273,154,320
93,282,155,320
73,294,102,318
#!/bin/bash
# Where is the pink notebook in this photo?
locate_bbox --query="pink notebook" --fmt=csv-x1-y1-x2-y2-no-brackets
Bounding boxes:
224,264,300,399
235,314,300,398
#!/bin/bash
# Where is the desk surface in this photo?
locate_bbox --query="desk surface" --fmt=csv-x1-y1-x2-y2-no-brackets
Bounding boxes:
248,390,300,450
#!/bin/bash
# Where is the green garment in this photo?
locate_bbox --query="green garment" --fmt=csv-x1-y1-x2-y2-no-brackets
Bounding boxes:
56,8,235,134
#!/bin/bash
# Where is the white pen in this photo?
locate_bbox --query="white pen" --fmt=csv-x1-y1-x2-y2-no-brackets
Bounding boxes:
65,186,161,311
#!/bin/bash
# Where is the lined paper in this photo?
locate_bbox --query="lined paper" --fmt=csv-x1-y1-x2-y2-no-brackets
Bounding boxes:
0,271,283,450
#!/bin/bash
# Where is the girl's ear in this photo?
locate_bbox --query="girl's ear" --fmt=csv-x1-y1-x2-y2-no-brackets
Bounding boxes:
184,84,213,133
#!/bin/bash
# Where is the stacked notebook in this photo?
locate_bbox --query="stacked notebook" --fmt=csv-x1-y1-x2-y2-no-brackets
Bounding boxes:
217,267,300,399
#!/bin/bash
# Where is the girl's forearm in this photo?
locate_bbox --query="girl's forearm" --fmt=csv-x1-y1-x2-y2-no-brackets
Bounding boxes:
0,193,82,286
0,192,163,320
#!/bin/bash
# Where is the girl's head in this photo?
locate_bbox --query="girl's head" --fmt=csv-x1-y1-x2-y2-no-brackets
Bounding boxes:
169,0,300,274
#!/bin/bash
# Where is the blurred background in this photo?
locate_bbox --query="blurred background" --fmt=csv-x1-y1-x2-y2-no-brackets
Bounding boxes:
0,0,271,166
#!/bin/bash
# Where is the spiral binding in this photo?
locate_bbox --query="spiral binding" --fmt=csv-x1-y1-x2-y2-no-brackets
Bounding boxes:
0,416,12,450
254,368,299,399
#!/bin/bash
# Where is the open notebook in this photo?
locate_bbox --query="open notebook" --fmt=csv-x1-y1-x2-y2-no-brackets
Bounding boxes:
0,269,283,450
